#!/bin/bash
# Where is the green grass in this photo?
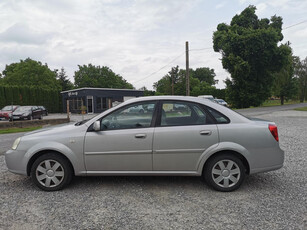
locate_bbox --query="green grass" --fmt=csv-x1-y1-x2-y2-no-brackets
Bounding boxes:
294,107,307,111
261,99,301,107
0,126,42,134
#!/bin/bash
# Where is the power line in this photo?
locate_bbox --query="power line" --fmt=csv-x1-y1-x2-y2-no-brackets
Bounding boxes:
189,47,212,51
132,52,185,84
283,19,307,30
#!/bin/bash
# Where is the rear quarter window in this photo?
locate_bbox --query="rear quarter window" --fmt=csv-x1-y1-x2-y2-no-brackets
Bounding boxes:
206,107,230,124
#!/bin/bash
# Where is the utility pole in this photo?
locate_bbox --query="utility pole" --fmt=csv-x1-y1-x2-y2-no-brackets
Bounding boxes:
171,73,174,95
185,41,190,96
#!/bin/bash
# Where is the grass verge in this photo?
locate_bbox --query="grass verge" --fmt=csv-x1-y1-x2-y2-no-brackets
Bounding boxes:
294,107,307,111
0,126,42,134
261,99,301,107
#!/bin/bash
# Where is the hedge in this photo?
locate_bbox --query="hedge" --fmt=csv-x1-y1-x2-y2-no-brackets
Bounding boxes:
0,85,61,113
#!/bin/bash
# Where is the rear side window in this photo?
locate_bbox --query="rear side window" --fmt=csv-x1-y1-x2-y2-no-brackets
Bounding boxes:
160,101,214,126
207,107,230,124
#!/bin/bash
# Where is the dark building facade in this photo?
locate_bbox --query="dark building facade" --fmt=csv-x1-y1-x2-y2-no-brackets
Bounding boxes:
61,88,144,114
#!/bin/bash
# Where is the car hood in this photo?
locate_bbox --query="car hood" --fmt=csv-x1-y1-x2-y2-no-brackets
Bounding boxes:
23,122,87,137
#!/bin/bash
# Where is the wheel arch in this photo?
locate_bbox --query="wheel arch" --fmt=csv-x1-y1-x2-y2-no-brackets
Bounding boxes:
26,150,75,176
201,150,250,175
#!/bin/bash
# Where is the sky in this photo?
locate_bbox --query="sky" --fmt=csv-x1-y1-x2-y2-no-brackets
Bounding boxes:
0,0,306,90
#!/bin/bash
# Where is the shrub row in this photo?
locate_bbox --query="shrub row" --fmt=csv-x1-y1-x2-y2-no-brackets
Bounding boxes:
0,86,61,113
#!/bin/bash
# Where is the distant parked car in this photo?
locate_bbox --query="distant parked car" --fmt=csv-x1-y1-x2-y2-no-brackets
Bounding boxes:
214,99,228,107
198,95,215,102
0,105,20,120
10,106,43,121
38,106,48,116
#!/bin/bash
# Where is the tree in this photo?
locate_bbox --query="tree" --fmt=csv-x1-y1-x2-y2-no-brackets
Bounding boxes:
74,64,133,89
138,86,155,96
272,46,298,105
213,6,289,108
294,56,307,102
56,67,74,91
192,67,218,86
153,66,217,96
1,58,61,90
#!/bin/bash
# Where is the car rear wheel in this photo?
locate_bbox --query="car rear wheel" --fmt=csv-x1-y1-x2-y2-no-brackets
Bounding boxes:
30,153,73,191
204,153,245,192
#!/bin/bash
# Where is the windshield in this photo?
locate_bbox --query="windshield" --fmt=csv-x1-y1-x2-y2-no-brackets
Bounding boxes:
15,106,32,112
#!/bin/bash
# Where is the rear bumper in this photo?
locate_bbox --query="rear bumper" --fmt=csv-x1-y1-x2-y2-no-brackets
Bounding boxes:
249,147,284,174
250,163,283,174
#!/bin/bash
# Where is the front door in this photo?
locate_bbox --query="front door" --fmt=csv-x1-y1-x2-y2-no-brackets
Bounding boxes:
84,101,157,171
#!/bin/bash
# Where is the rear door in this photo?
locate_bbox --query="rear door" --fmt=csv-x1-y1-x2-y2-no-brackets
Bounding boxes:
153,100,219,171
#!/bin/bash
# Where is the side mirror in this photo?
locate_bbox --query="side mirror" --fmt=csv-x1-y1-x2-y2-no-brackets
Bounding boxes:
93,121,101,131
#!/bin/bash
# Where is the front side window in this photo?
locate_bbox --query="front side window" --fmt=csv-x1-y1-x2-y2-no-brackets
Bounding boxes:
100,102,156,130
160,101,213,126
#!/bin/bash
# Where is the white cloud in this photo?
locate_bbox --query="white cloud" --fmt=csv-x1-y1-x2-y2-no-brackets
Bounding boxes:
0,23,52,45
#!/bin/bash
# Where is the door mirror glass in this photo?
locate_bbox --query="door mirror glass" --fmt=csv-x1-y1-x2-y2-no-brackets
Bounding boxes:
93,121,101,131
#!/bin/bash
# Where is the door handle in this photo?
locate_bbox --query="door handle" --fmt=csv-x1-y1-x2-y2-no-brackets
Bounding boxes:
135,134,147,139
200,130,212,136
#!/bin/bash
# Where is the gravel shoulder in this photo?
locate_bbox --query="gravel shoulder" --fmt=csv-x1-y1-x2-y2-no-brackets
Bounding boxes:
0,110,306,230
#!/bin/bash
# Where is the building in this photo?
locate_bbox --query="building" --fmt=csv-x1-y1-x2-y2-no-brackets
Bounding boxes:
61,88,144,114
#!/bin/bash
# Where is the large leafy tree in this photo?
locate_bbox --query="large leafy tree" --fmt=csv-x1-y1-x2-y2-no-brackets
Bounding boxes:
56,67,74,91
1,58,61,90
213,5,289,108
74,64,133,89
294,56,307,102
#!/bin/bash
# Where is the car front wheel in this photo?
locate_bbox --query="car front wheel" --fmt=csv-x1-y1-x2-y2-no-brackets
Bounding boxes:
30,153,73,191
204,153,245,192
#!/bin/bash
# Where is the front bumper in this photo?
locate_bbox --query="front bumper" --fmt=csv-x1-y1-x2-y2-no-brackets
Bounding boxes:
5,149,27,175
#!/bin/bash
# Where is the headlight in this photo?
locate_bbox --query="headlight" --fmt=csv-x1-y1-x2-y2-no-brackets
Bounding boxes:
12,137,21,150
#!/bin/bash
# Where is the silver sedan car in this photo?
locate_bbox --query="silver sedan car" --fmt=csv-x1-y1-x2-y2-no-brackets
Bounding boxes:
5,96,284,192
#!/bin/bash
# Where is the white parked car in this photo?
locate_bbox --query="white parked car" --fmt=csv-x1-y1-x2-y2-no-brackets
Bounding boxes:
214,99,228,107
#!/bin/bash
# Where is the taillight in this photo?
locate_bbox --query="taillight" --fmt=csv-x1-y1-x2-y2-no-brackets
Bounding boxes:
269,124,279,142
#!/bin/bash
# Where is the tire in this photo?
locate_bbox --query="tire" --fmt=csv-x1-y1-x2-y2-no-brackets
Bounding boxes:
39,115,42,120
204,153,245,192
29,115,33,120
30,153,73,191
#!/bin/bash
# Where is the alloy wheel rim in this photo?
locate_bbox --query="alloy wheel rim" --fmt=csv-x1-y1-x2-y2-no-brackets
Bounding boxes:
212,160,240,188
36,160,64,187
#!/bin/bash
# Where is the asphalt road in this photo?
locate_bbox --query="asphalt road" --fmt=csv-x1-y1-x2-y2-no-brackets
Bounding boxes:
0,105,306,229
